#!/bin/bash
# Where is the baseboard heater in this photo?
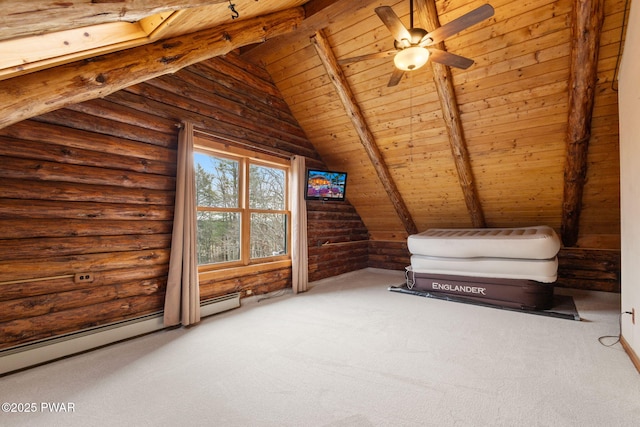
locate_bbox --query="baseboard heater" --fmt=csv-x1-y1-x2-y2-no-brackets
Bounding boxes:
0,292,240,376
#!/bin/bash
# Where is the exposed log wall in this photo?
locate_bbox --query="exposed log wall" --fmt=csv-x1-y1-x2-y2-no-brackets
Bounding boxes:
199,264,294,301
0,52,367,350
368,240,410,272
0,114,175,349
556,248,620,292
307,200,369,282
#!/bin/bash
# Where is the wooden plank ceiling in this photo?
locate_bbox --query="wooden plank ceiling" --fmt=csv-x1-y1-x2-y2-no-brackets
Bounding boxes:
0,0,625,248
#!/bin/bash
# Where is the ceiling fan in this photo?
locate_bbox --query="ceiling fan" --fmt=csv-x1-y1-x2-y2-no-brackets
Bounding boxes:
340,1,494,87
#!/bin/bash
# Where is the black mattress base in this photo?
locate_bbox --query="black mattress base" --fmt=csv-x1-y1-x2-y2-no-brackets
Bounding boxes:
406,271,554,310
388,284,580,321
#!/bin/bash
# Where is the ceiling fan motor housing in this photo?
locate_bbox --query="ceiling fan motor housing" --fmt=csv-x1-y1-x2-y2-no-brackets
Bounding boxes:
393,27,428,49
393,28,430,71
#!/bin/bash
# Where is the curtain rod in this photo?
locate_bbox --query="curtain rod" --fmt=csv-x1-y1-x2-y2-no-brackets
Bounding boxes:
191,127,296,161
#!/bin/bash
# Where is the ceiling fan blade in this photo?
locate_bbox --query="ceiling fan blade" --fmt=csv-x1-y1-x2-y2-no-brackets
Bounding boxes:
375,6,412,44
428,49,474,69
421,4,494,46
338,49,397,65
387,68,405,87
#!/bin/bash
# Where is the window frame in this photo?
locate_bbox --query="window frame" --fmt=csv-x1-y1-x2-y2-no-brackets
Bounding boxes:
194,137,291,273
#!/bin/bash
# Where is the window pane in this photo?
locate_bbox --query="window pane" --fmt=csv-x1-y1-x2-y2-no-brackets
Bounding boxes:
197,211,241,264
249,164,285,210
250,213,287,259
195,152,239,208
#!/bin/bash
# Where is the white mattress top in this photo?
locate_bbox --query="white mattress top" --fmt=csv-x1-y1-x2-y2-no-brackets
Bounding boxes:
407,225,561,259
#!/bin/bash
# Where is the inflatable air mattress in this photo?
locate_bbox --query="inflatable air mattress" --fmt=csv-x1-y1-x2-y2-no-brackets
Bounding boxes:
406,226,561,310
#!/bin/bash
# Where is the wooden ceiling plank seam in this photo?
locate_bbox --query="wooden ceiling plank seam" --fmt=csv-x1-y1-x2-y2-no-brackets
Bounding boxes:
349,73,441,105
270,58,329,91
456,68,570,106
455,38,571,88
463,113,569,140
561,0,605,247
311,28,418,235
459,80,568,114
456,55,571,99
323,1,410,59
461,100,569,133
258,38,320,74
460,90,568,123
438,0,571,60
245,0,384,65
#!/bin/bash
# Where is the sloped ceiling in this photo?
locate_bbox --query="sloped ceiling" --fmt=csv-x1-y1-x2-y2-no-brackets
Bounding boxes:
0,0,625,248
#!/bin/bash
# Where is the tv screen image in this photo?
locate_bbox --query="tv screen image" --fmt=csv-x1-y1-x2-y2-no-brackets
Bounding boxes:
305,169,347,201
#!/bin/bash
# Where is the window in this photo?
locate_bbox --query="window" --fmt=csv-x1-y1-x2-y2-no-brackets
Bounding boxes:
194,141,290,268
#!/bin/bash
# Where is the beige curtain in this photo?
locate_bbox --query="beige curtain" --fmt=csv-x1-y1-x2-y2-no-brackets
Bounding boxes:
290,155,309,293
164,122,201,327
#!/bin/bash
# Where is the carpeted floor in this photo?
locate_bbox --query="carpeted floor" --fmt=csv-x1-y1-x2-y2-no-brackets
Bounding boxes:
1,268,638,426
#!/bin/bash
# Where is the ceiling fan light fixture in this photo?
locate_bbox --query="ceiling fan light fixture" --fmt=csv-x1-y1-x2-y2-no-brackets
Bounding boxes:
394,46,430,71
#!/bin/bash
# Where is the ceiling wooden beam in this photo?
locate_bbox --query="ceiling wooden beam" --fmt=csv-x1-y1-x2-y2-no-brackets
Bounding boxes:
0,8,304,130
561,0,605,247
311,29,419,236
416,0,486,228
0,0,227,41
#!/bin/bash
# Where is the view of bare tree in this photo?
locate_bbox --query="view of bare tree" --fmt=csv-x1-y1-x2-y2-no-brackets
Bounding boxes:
195,152,287,265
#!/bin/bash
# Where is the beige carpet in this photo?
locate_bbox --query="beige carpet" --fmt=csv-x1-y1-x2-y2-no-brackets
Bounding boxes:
1,268,639,426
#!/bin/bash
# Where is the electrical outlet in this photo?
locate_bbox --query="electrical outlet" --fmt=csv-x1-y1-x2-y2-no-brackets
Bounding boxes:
74,273,94,283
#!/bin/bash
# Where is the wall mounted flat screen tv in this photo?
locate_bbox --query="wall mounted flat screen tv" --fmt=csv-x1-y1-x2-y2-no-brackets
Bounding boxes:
305,169,347,201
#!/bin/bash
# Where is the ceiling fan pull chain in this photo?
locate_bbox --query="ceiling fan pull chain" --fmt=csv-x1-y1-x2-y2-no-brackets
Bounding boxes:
228,1,240,19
